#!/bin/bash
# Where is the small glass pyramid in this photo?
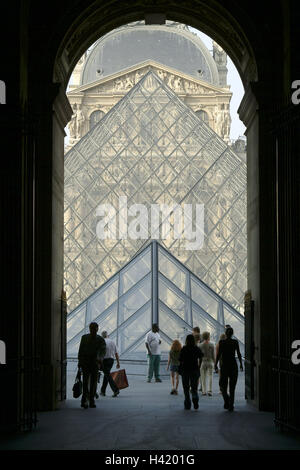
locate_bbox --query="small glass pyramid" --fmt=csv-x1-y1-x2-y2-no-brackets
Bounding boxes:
67,241,244,360
64,71,247,315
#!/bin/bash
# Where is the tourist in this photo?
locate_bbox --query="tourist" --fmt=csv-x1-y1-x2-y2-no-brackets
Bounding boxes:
100,331,120,397
216,333,227,358
216,333,226,393
192,326,202,344
167,339,182,394
215,327,243,411
145,324,162,383
192,326,202,391
225,324,237,340
179,334,203,410
199,331,215,396
78,322,106,409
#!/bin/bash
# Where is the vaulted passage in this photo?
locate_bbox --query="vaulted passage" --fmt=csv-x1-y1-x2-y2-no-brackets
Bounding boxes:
1,0,300,439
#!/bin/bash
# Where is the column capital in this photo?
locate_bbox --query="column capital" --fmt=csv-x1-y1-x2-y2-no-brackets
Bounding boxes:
238,83,259,131
52,83,73,133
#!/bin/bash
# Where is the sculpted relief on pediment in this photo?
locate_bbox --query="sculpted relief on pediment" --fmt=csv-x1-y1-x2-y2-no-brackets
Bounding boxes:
84,66,218,96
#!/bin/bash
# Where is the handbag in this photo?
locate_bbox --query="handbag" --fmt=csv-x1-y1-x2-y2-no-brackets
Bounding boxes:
178,364,183,376
110,368,129,390
72,369,83,398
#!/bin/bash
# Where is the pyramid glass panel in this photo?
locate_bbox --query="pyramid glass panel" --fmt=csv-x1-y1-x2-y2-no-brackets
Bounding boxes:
158,247,187,293
118,304,152,356
67,336,82,358
67,242,244,361
159,276,189,322
191,277,219,321
158,301,190,344
67,305,86,342
65,71,247,315
223,304,244,345
118,274,151,322
93,303,118,335
89,277,119,321
192,305,221,346
158,333,177,356
120,247,151,295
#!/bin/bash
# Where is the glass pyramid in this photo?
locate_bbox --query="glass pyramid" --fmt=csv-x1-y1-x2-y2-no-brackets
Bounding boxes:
67,241,244,360
64,70,247,315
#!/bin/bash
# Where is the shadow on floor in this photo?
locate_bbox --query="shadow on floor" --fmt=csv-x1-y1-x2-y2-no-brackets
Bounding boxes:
1,370,300,450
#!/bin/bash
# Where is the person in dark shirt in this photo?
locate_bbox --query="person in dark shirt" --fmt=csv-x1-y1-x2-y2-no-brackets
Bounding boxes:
192,326,202,343
192,326,202,391
78,322,106,409
215,327,243,411
179,334,203,410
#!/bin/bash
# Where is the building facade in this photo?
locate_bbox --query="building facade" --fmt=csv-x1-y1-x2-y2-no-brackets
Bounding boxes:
64,24,247,322
66,22,233,150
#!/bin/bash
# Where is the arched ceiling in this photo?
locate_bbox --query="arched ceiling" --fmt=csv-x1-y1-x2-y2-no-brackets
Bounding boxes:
53,1,258,90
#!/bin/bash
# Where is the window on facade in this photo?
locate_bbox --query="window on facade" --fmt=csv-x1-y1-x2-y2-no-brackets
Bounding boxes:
195,109,209,124
90,110,105,129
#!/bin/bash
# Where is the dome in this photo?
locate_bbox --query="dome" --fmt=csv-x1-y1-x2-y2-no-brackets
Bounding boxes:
81,22,220,86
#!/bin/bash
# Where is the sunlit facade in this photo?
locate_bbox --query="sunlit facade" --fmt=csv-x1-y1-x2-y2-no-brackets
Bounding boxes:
66,21,233,152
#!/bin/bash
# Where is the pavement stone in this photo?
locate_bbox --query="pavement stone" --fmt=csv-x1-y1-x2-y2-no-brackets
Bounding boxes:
1,366,300,450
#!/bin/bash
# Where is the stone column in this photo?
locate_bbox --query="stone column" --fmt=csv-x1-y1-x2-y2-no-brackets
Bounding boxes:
272,104,300,431
0,1,38,431
34,82,72,411
239,82,277,411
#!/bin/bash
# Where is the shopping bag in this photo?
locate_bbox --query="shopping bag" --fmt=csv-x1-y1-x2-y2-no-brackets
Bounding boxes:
110,368,129,390
72,369,83,398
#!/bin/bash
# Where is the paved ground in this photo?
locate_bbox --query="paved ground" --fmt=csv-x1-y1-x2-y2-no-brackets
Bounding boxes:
1,365,300,451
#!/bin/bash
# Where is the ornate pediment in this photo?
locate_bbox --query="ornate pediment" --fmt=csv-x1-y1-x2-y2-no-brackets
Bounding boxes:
67,60,230,97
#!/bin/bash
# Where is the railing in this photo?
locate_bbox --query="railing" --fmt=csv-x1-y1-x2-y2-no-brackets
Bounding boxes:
15,355,39,431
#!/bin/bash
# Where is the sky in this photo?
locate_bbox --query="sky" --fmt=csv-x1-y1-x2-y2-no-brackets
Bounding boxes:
65,25,246,144
190,28,246,141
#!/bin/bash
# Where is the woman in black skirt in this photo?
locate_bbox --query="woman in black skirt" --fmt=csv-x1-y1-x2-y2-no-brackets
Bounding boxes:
179,334,203,410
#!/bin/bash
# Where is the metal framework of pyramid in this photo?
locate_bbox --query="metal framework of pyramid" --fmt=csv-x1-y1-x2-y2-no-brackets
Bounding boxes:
64,71,247,316
67,241,244,360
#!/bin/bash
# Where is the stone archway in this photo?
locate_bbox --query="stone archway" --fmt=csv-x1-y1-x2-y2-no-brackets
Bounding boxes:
48,2,265,414
54,6,258,89
6,0,298,434
48,1,270,414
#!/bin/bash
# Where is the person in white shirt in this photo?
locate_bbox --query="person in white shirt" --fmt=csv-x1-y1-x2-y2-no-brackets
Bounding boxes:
145,324,162,383
100,331,120,397
199,331,215,396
